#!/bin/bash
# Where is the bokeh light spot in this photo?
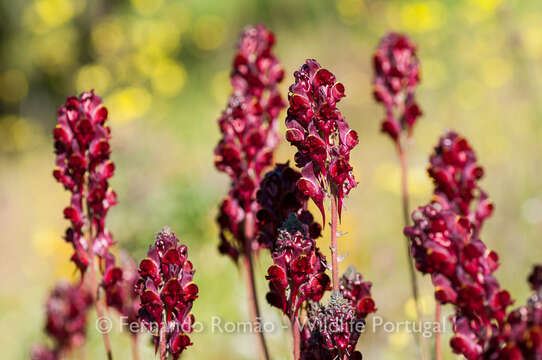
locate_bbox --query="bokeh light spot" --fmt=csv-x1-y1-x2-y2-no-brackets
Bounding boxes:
106,87,152,124
151,60,186,97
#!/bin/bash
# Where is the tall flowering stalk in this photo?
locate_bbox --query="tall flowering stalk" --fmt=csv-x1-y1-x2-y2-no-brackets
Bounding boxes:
285,59,359,291
53,91,117,359
372,32,427,358
135,228,198,360
405,132,514,359
214,25,285,360
31,282,92,360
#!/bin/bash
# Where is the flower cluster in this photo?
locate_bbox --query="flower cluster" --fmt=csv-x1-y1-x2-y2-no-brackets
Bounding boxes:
300,268,376,359
484,265,542,359
404,205,513,358
214,25,285,262
265,222,330,319
53,91,117,274
135,227,198,359
256,162,322,249
428,131,494,233
373,33,422,143
301,293,364,360
285,59,358,220
31,282,92,359
102,252,140,334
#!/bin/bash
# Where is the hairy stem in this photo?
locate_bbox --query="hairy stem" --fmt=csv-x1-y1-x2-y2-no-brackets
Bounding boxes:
159,324,167,360
330,196,339,291
290,315,300,360
131,335,140,360
397,144,428,360
244,212,270,360
435,302,442,360
85,205,113,360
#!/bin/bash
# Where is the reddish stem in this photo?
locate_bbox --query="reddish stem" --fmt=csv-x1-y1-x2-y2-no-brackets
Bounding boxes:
131,335,140,360
243,212,270,360
290,315,300,360
397,143,428,360
85,205,113,360
330,196,339,291
159,324,167,360
435,302,442,360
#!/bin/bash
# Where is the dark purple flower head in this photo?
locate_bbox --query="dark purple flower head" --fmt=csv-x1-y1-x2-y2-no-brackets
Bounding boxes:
285,59,358,221
215,25,285,262
404,205,513,359
484,265,542,359
136,227,198,360
373,33,422,142
44,281,92,352
256,162,322,249
102,252,140,334
301,293,364,360
429,131,494,233
265,223,330,319
53,91,117,274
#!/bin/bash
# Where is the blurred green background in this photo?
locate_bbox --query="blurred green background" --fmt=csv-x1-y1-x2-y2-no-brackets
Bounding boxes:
1,0,542,358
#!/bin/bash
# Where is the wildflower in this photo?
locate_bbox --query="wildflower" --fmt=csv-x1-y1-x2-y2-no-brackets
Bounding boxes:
301,293,364,360
485,265,542,359
135,227,198,359
373,33,421,142
214,25,285,262
53,91,117,274
32,281,92,357
102,252,140,334
340,266,377,318
265,221,330,319
285,59,358,220
404,205,513,359
428,131,494,232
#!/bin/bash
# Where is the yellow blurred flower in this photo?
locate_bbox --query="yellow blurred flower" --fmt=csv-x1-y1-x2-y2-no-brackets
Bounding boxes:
32,27,77,73
192,15,226,51
32,227,78,279
372,163,430,196
0,70,28,103
106,86,152,124
24,0,84,32
151,59,186,97
400,1,445,33
388,330,409,349
76,64,111,94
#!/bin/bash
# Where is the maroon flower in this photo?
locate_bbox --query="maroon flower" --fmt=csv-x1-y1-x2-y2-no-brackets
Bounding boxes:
214,25,285,262
428,131,494,233
102,252,141,335
256,162,322,249
285,59,358,221
340,266,377,319
301,293,364,360
404,205,513,359
135,227,198,359
373,33,422,142
485,265,542,359
265,221,330,319
53,91,117,274
32,281,92,357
